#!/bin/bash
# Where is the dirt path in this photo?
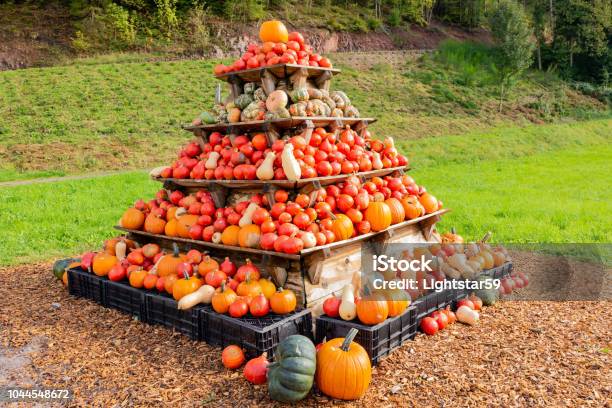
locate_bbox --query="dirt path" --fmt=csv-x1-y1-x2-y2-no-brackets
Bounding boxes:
1,261,610,407
0,171,134,188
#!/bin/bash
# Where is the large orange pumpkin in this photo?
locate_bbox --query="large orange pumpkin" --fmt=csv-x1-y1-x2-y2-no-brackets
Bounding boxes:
144,213,166,234
383,288,410,317
419,192,439,214
238,224,261,248
176,214,199,238
356,291,388,325
221,225,240,246
259,20,288,43
364,202,392,231
315,328,372,400
157,244,185,277
384,198,405,224
120,208,145,230
92,252,118,277
330,214,354,241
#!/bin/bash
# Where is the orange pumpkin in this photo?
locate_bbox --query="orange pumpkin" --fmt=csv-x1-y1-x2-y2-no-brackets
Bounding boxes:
401,196,424,220
164,273,179,295
270,288,297,314
121,208,145,230
144,213,166,234
212,282,237,314
222,345,246,369
172,271,202,301
383,288,410,317
364,202,392,232
176,214,199,238
166,206,179,221
104,238,119,255
92,253,118,277
356,291,389,325
129,268,147,288
238,224,261,248
236,274,263,297
157,243,185,277
221,225,241,246
259,20,288,43
330,214,354,241
198,255,219,276
258,278,277,299
165,218,179,237
315,328,372,400
384,198,405,224
419,193,439,214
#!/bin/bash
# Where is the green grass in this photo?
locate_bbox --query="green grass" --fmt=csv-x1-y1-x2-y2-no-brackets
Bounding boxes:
1,47,607,181
1,119,609,266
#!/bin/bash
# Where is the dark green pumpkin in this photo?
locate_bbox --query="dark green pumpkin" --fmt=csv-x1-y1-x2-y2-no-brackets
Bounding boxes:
52,258,79,281
268,335,316,402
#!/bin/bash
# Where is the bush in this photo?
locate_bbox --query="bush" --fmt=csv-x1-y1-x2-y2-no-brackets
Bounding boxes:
184,5,211,53
224,0,265,22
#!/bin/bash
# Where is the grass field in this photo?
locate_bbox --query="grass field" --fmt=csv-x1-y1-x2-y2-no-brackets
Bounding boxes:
1,44,607,181
1,119,609,266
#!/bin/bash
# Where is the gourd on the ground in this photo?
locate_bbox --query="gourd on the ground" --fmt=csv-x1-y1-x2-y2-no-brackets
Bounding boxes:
268,335,316,402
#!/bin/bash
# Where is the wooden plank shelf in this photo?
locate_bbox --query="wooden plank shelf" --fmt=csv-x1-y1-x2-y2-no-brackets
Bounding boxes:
214,64,340,83
183,117,376,134
114,209,449,261
152,166,410,190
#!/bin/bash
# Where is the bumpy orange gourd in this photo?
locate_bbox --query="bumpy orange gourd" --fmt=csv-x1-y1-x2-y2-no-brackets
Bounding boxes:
330,214,354,241
356,291,388,325
384,198,405,224
212,282,237,314
364,202,392,232
259,20,288,43
176,214,199,238
221,225,241,246
92,253,118,277
270,287,297,314
121,208,145,230
238,224,261,248
315,328,372,400
157,244,185,277
172,271,202,301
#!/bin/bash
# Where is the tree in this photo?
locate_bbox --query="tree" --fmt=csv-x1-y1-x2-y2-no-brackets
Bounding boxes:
489,0,535,111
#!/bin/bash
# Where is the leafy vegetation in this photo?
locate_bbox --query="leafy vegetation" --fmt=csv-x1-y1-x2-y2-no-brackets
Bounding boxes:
1,119,609,266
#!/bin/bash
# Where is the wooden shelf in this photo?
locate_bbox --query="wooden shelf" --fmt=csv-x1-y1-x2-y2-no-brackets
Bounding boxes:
214,64,340,83
183,116,376,134
152,166,410,190
114,209,448,261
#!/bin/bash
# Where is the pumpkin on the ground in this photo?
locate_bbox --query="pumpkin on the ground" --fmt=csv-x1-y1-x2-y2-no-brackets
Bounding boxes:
268,335,316,402
222,345,245,369
52,257,80,281
315,328,371,400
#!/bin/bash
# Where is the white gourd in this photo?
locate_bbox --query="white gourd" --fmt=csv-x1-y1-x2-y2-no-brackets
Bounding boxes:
149,166,167,178
256,152,276,180
339,284,357,321
281,143,301,181
239,203,259,227
205,152,221,170
115,240,127,261
456,305,479,325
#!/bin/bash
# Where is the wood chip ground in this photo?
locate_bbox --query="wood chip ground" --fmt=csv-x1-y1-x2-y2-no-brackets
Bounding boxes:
0,258,610,407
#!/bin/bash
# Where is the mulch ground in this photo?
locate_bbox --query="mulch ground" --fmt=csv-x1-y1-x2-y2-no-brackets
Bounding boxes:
1,261,610,407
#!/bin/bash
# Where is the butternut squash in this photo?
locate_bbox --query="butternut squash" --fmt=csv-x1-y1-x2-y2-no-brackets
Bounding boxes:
281,143,301,181
177,284,215,310
239,203,259,227
339,284,357,321
205,152,220,170
256,152,275,180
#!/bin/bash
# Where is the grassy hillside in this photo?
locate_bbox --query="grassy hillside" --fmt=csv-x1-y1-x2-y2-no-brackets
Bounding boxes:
1,43,607,182
1,119,610,266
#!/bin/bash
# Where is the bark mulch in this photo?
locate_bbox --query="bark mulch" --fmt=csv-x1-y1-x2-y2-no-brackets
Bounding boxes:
0,261,610,407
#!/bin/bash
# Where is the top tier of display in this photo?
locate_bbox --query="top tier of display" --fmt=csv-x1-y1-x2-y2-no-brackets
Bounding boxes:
214,64,340,84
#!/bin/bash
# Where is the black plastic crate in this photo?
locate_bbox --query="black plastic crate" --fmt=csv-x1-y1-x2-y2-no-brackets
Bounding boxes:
145,292,202,340
199,307,313,359
412,289,455,321
315,306,417,365
103,280,147,321
67,267,105,304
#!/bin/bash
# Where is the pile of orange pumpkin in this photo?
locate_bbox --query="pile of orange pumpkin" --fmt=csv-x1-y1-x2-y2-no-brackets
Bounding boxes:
153,126,408,181
120,172,441,254
214,22,332,75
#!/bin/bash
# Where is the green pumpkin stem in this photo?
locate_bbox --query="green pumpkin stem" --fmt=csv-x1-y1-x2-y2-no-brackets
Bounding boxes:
451,227,456,234
172,242,180,258
341,328,358,352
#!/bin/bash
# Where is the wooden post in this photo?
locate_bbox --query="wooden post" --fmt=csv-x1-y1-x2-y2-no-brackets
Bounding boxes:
227,75,242,100
315,70,333,92
261,69,278,95
289,67,309,89
264,123,280,145
301,119,314,144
